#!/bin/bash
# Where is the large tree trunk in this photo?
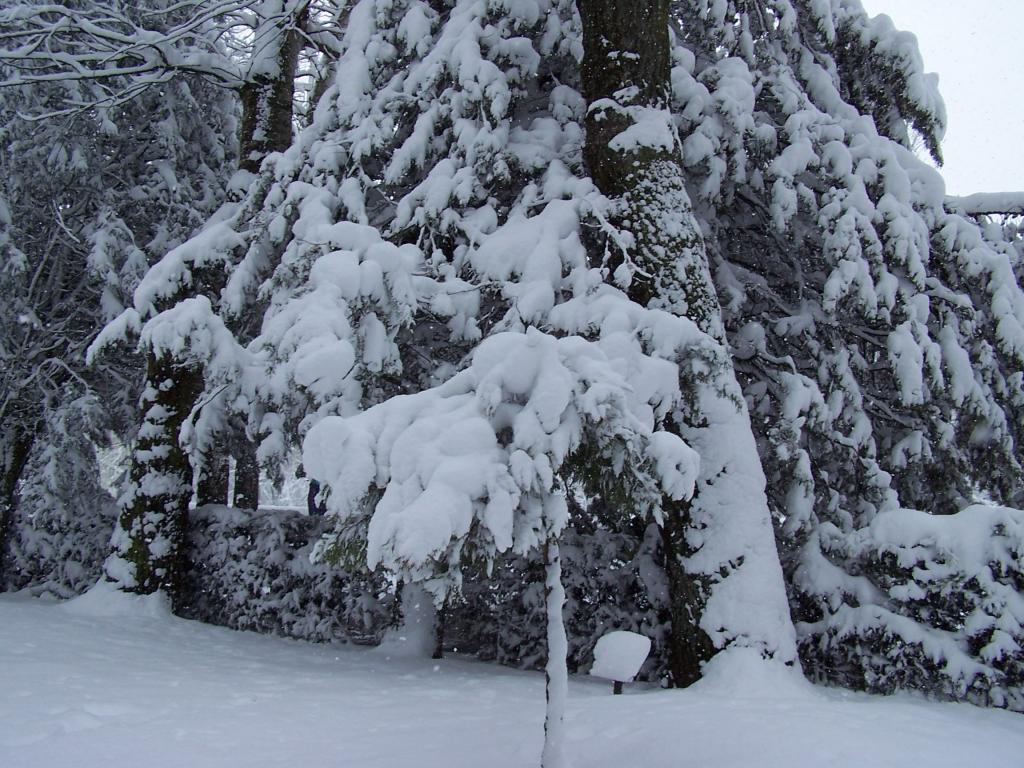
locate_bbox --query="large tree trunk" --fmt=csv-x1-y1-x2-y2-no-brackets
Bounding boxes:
579,0,797,686
657,504,718,684
579,0,723,338
579,0,719,687
104,353,204,607
238,0,308,172
109,6,304,602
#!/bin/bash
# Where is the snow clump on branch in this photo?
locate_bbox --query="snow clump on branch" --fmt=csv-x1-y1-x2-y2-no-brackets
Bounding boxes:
305,327,700,599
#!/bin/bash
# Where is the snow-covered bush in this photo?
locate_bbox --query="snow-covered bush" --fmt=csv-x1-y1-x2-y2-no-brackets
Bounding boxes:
798,505,1024,711
180,505,393,644
449,520,673,680
2,500,116,599
1,398,117,597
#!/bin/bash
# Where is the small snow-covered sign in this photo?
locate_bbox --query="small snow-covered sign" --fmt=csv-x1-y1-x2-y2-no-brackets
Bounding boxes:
590,631,651,686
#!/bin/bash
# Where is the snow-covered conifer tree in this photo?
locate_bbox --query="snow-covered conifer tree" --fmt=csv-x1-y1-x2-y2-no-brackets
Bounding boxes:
108,1,798,759
194,0,794,687
84,1,316,602
0,3,238,587
665,0,1024,707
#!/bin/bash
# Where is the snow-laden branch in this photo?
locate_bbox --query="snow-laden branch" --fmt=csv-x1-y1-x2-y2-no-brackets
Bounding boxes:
800,504,1024,710
0,0,330,118
0,1,251,89
305,328,699,593
946,192,1024,217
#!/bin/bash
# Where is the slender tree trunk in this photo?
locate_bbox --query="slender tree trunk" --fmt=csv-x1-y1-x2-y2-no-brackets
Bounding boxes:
308,61,336,122
232,439,260,510
196,2,309,509
432,598,446,660
1,428,33,516
542,538,568,768
196,444,230,506
198,2,309,495
105,353,204,606
579,0,719,688
386,582,439,656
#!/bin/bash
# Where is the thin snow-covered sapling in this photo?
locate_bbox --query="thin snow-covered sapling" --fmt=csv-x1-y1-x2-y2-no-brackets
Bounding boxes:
590,630,652,694
305,328,702,768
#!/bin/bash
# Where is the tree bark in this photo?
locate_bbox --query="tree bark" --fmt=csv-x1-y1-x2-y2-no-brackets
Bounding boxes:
579,0,719,687
580,0,672,170
657,504,716,685
232,439,260,510
432,601,446,660
105,353,204,607
239,1,308,173
579,0,723,339
1,428,33,516
196,445,230,507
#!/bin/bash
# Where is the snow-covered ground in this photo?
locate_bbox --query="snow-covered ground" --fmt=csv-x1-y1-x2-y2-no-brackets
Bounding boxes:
1,587,1021,768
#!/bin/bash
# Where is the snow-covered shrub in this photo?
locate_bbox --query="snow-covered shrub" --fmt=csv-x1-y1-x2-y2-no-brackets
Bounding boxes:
797,505,1024,711
179,505,393,644
2,501,116,598
1,397,117,597
449,520,673,680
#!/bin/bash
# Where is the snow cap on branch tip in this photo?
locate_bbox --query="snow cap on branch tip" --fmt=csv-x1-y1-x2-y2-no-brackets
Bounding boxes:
86,307,142,364
138,296,248,376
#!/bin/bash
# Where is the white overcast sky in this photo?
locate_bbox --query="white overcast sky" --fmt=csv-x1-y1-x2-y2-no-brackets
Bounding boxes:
859,0,1024,195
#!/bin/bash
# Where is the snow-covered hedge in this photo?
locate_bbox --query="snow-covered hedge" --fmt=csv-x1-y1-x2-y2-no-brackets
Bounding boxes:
796,505,1024,711
178,505,393,644
180,502,716,683
4,491,674,670
1,499,116,598
447,522,673,681
1,399,118,598
8,493,1022,711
